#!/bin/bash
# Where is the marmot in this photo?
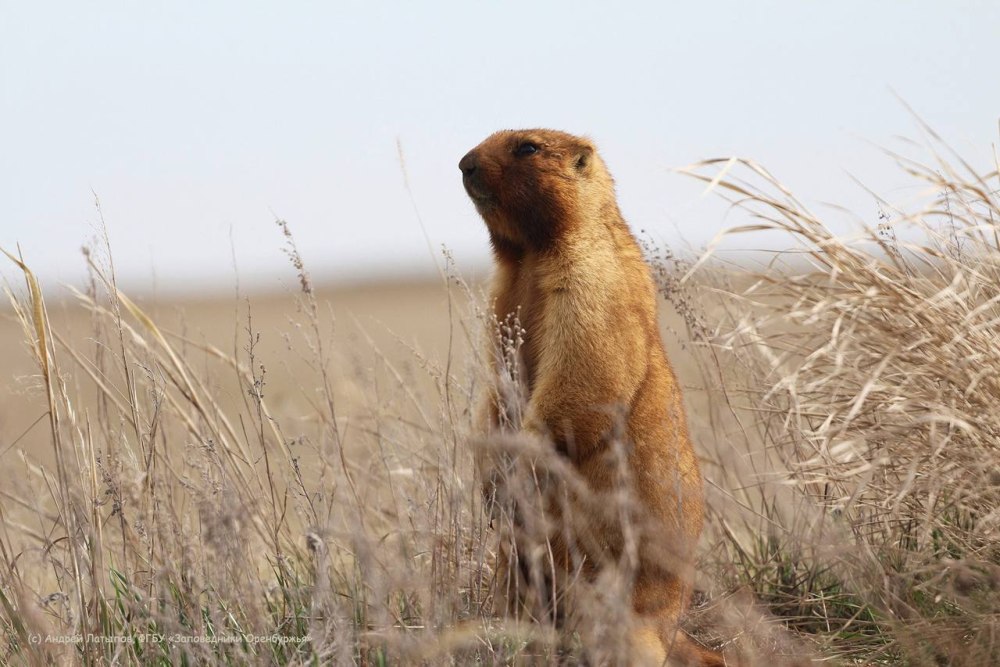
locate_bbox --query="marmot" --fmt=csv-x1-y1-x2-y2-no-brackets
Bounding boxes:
460,129,725,666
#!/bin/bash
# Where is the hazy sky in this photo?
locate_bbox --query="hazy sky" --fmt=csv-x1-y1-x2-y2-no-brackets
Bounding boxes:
2,1,998,294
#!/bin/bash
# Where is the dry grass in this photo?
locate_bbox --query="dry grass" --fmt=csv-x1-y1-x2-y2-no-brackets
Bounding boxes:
673,129,1000,665
1,131,999,665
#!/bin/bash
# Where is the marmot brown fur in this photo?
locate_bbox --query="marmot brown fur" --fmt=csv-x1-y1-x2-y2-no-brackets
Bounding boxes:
460,129,725,666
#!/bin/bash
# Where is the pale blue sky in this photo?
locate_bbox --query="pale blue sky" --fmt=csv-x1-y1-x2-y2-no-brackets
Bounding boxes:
2,1,998,294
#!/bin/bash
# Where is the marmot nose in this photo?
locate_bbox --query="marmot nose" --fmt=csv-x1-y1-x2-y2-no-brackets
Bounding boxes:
459,150,478,177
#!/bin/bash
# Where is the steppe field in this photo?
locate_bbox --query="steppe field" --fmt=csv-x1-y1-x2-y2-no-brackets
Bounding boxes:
2,151,999,666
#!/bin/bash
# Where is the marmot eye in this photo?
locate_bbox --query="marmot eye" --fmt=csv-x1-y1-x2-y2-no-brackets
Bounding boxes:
514,142,539,156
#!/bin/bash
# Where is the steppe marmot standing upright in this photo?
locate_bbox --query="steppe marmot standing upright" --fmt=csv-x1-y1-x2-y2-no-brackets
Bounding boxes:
460,129,725,666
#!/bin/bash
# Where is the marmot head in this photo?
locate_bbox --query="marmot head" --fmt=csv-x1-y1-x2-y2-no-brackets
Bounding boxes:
459,129,614,258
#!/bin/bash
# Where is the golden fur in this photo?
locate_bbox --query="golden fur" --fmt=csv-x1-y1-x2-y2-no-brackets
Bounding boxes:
460,129,725,666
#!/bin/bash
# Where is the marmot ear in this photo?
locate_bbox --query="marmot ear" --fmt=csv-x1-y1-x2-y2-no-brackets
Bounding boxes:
574,145,593,173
